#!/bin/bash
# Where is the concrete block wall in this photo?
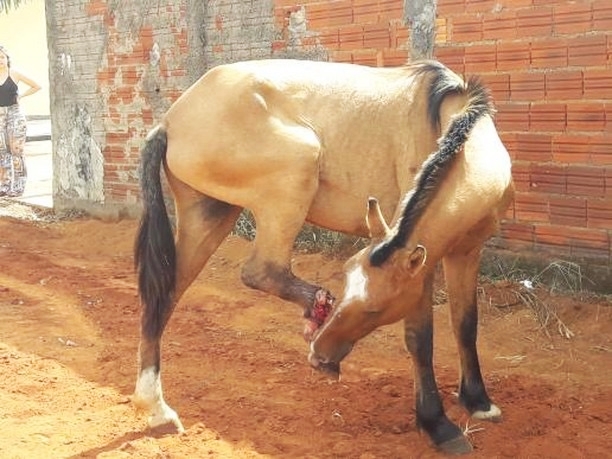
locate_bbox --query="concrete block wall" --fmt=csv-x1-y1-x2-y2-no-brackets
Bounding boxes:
435,0,612,282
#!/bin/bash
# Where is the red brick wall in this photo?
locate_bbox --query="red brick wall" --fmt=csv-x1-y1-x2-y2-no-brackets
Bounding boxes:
273,0,409,65
435,0,612,269
49,0,611,283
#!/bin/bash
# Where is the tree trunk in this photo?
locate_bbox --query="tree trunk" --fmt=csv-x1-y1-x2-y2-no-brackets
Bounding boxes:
404,0,437,61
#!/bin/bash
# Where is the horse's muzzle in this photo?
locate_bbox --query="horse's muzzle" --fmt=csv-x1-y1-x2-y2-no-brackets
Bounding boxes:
308,341,353,380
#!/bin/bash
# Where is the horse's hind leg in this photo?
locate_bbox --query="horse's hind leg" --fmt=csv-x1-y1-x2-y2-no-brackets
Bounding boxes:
443,242,501,421
134,183,241,431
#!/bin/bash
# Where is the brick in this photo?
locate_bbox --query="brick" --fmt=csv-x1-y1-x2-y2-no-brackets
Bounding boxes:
363,23,390,49
552,134,591,164
587,198,612,229
589,135,612,165
549,196,587,227
318,28,340,49
568,35,607,68
338,24,363,50
517,6,553,37
496,102,530,131
435,46,465,74
330,50,353,63
510,72,545,101
553,2,593,35
593,0,612,29
530,38,568,69
465,44,496,73
381,48,408,67
514,192,549,223
583,70,612,100
511,161,531,192
437,0,465,16
605,167,612,196
391,21,409,48
515,133,552,162
530,103,566,132
483,10,517,41
352,50,378,66
435,18,449,45
533,225,573,256
530,163,566,194
545,71,583,100
496,41,530,71
482,73,510,101
377,0,403,21
465,0,497,13
567,165,606,198
500,221,535,244
451,14,483,42
306,1,353,29
566,102,606,132
565,227,610,251
353,0,379,24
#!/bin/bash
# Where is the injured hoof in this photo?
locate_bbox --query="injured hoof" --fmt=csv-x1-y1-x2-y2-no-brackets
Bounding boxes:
311,289,334,325
437,435,473,455
303,289,335,342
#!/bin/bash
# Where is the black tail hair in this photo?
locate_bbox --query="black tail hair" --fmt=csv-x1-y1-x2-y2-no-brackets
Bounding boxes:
134,125,176,340
369,64,494,267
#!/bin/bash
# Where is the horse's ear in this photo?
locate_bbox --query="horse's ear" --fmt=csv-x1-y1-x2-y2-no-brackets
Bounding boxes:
366,197,391,238
400,244,427,277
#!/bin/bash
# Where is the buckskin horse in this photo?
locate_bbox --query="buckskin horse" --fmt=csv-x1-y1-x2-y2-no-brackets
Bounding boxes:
134,58,514,454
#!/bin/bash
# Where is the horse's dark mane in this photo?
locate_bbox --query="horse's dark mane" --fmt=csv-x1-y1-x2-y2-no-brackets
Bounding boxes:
369,63,494,267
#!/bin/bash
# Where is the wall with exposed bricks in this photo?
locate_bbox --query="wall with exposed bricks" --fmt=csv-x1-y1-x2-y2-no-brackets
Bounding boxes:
46,0,611,288
434,0,612,285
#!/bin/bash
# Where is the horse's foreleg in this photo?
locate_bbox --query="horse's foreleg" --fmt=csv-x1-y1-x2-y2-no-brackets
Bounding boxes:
134,192,242,431
443,245,501,422
403,272,472,454
240,175,333,339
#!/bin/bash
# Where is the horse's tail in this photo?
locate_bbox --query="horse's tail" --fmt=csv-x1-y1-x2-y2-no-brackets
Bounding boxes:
370,63,494,266
134,125,176,340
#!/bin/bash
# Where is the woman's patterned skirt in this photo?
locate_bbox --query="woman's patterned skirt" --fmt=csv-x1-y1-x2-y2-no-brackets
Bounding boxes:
0,104,27,197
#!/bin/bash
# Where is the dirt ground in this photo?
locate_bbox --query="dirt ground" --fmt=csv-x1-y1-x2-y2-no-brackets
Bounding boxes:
0,201,611,458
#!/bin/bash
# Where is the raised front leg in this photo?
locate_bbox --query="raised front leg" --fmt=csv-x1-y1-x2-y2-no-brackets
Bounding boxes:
443,246,501,421
239,152,334,340
404,272,472,454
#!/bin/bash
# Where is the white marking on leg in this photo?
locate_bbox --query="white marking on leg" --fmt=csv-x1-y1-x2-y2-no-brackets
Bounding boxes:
133,366,185,433
344,265,369,303
472,403,502,421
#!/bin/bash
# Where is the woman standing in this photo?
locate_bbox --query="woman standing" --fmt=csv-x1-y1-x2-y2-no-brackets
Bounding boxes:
0,45,41,197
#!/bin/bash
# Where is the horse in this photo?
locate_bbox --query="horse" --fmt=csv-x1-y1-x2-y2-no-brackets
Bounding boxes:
133,58,514,454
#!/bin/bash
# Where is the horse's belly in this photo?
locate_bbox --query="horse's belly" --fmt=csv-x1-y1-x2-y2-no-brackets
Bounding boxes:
306,182,401,237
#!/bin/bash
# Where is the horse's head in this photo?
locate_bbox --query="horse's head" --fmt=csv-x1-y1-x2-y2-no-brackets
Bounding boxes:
309,198,427,378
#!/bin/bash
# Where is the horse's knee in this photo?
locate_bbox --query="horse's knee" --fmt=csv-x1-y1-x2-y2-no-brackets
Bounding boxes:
241,257,322,312
240,258,284,293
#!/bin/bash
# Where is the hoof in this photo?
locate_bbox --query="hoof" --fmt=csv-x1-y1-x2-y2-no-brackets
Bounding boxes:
472,404,502,422
149,409,185,434
437,435,473,455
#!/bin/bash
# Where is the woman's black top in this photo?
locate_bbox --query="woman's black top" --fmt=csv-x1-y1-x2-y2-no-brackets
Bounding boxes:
0,76,18,106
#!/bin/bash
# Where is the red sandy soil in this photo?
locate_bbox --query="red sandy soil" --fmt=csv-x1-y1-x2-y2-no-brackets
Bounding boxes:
0,202,611,458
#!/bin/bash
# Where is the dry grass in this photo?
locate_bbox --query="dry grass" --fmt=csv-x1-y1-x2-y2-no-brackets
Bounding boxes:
481,259,589,340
